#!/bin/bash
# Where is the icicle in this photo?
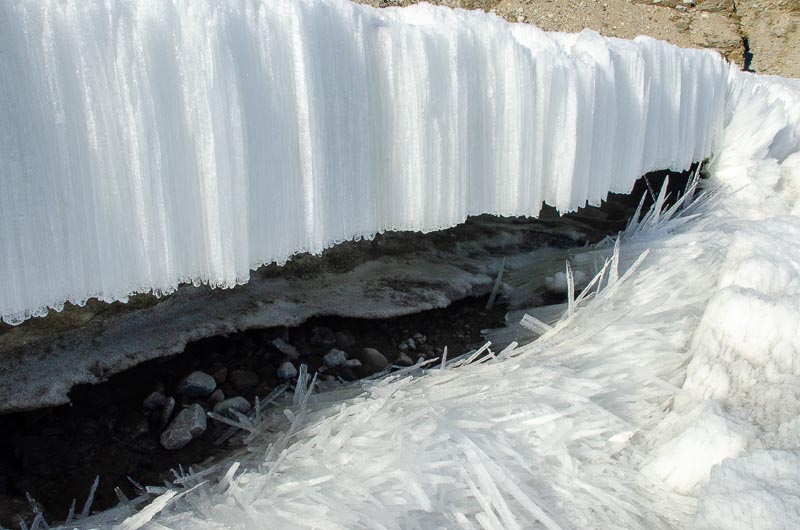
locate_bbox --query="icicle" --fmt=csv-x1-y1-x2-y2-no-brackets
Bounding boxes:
80,476,100,519
566,262,576,318
293,364,309,407
485,258,506,311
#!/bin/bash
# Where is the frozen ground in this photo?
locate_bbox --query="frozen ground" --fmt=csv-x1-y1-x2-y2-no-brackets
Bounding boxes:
2,0,800,529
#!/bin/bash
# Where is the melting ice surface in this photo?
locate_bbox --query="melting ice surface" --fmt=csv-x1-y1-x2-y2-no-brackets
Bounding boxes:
3,0,800,529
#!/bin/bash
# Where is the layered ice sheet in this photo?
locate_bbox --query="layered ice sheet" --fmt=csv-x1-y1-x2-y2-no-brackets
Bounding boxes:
0,0,730,324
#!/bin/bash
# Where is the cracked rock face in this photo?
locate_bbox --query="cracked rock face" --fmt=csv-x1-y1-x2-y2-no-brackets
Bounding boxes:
736,0,800,78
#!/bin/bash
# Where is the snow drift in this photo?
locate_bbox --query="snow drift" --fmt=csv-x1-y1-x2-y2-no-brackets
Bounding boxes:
4,0,800,529
0,0,729,325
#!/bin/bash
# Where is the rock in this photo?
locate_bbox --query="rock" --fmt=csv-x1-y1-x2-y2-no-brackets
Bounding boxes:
229,369,260,392
418,344,435,357
413,333,426,345
210,366,228,384
142,390,166,411
398,338,416,352
116,412,150,442
277,361,298,381
212,397,251,419
0,495,35,530
160,397,176,428
395,353,414,367
344,359,362,369
356,348,389,372
208,389,225,406
310,326,337,346
176,371,216,398
335,330,356,349
160,404,207,450
271,338,300,361
323,348,348,368
255,381,271,396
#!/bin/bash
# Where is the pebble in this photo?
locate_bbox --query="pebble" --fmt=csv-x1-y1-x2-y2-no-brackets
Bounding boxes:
277,361,298,381
271,338,300,361
310,326,337,346
208,389,225,406
160,397,176,429
160,404,207,450
398,338,416,352
116,412,150,442
229,369,260,392
176,371,216,398
344,359,362,369
395,353,415,367
212,397,251,419
323,348,348,368
335,330,356,349
210,367,228,384
356,348,389,372
413,333,426,345
142,391,166,411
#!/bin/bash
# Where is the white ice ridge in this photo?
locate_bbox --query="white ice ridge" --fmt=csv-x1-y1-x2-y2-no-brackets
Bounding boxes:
0,0,731,325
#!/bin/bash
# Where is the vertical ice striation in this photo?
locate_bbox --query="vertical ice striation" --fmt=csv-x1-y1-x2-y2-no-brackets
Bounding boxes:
0,0,731,324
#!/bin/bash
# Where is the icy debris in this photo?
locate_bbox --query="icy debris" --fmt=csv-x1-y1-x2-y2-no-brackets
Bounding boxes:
175,372,216,399
323,349,348,368
277,361,299,381
160,404,207,451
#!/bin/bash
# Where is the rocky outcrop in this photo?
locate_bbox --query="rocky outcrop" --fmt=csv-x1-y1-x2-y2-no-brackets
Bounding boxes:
735,0,800,78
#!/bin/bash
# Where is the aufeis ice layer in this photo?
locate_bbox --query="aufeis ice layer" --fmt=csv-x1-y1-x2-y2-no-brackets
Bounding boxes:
0,0,729,324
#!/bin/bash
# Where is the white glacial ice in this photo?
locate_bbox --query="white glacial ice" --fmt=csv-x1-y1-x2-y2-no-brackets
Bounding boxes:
3,0,800,529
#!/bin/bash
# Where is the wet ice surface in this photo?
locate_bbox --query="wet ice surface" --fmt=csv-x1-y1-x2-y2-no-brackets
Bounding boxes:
2,0,800,528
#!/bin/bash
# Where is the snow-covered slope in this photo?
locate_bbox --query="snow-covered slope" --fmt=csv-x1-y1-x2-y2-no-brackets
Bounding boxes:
0,0,729,325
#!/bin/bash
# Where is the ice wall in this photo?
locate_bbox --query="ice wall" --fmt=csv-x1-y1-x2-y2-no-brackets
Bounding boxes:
0,0,730,324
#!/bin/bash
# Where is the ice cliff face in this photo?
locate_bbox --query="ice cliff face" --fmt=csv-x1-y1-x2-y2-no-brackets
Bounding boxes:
0,0,729,325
